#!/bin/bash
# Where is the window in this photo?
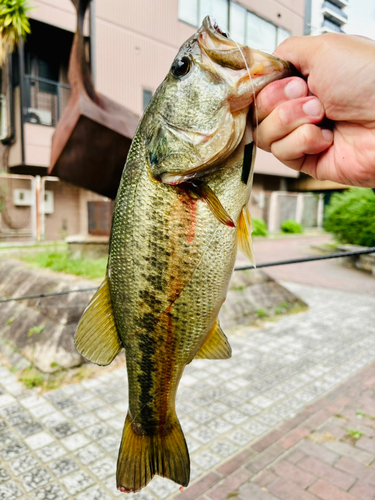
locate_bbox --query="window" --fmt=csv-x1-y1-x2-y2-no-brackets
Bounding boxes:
229,2,246,45
277,27,291,45
178,0,198,27
246,11,276,53
178,0,290,52
143,89,153,111
198,0,228,30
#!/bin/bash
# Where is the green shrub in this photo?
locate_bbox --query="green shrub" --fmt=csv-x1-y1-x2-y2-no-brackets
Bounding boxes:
325,188,375,247
281,219,303,234
252,218,268,236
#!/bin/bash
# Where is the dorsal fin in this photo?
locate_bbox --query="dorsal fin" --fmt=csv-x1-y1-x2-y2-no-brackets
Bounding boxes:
238,204,256,267
75,276,122,366
195,320,232,360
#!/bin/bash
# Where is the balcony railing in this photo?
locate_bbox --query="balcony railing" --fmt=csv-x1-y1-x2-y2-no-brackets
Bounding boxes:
328,0,348,8
322,1,348,23
24,75,71,127
321,18,345,33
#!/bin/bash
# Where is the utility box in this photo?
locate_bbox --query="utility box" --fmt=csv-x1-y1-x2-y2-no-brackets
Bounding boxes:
13,189,33,206
43,191,54,214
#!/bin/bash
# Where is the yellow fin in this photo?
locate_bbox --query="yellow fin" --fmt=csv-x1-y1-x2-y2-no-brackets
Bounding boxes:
238,204,256,267
192,181,235,227
117,413,190,493
195,320,232,360
74,276,122,366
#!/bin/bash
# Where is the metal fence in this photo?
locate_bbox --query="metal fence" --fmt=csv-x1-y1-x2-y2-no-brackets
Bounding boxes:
24,75,71,127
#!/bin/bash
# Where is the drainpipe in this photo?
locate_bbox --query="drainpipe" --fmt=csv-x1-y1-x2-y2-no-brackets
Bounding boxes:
35,175,41,240
18,38,26,165
40,176,58,241
89,0,96,84
1,54,16,145
30,176,37,240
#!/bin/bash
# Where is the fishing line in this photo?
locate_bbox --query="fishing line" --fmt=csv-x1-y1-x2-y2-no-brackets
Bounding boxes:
1,247,375,304
228,34,259,139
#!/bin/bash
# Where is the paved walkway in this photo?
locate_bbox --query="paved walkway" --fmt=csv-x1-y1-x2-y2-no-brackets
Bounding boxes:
248,234,375,297
0,282,375,499
190,360,375,500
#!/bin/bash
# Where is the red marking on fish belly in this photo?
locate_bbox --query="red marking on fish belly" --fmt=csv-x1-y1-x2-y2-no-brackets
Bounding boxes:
185,195,198,244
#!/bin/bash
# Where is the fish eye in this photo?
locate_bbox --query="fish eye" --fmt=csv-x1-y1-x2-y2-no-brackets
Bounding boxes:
171,57,192,79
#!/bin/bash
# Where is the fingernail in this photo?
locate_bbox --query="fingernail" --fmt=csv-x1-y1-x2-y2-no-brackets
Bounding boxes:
303,99,323,117
285,79,305,99
322,129,333,142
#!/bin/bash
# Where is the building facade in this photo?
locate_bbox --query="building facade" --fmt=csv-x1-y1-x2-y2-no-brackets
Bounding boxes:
306,0,348,35
1,0,309,241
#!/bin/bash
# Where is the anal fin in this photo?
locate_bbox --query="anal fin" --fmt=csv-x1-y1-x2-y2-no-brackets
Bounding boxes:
195,320,232,360
238,204,256,267
75,276,122,366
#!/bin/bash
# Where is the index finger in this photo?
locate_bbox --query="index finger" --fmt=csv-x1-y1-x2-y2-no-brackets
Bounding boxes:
255,76,308,123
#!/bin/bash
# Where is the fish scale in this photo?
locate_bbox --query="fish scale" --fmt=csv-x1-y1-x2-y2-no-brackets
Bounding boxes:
74,15,292,494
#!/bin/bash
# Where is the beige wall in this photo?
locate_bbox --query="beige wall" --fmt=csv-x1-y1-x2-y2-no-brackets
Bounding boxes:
94,0,305,179
30,0,76,33
95,0,305,116
44,181,106,240
25,124,55,168
14,0,305,211
0,175,34,239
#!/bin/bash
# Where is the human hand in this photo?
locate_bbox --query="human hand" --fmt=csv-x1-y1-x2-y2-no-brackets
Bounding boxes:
254,34,375,187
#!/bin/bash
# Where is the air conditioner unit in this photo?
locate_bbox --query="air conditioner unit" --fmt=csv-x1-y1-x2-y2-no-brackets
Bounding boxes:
13,189,33,206
27,108,53,126
43,190,54,214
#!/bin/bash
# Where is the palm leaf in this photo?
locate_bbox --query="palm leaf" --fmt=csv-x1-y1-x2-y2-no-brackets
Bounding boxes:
0,0,31,64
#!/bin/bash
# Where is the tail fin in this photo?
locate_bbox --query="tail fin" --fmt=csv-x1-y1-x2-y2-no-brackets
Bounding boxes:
116,413,190,493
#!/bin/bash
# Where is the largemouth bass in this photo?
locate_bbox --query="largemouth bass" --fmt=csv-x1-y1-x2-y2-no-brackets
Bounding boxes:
75,16,292,494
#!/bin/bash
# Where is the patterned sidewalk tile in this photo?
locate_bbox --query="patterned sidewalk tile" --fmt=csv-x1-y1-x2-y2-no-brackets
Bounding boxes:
0,283,374,498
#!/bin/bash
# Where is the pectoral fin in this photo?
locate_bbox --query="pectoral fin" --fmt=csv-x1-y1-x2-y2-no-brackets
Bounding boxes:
195,320,232,360
238,204,256,267
191,181,235,227
75,276,122,366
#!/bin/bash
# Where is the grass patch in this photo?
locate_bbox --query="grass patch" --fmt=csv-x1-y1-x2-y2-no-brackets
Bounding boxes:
6,317,15,326
27,325,45,337
356,409,375,420
18,249,107,280
256,309,268,318
346,429,363,440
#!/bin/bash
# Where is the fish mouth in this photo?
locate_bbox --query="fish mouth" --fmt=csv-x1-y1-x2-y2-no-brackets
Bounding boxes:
198,15,293,106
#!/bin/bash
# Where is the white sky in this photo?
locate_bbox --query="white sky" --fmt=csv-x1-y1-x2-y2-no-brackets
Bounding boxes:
346,0,375,40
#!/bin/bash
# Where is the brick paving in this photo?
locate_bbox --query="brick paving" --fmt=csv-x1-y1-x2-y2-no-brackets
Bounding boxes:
0,282,374,499
193,361,375,500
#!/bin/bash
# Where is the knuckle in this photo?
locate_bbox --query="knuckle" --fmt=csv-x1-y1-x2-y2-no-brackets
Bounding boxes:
298,124,314,150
